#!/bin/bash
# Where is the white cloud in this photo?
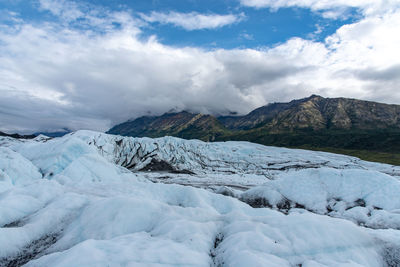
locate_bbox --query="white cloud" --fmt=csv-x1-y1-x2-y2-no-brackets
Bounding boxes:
0,0,400,133
38,0,142,30
38,0,84,22
240,0,375,9
240,0,400,18
240,32,254,40
139,11,245,30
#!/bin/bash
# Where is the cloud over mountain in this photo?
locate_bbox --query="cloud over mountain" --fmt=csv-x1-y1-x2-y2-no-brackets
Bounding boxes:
0,0,399,133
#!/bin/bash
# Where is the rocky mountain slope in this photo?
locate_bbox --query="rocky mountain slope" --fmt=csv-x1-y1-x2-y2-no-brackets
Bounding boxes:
253,95,400,132
108,95,400,164
1,131,400,266
108,111,228,141
0,131,35,139
109,95,400,135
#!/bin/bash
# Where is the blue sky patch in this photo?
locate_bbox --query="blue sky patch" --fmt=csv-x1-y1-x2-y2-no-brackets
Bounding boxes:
0,0,361,49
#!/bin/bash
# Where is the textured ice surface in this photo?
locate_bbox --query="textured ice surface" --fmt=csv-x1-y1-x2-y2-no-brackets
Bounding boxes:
1,131,400,266
70,130,400,176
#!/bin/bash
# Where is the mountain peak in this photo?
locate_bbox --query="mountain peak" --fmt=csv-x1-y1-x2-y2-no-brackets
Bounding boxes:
108,96,400,161
108,109,226,141
308,94,323,99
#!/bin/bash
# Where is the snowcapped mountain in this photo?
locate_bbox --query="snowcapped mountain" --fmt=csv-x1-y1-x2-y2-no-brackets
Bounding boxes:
1,131,400,266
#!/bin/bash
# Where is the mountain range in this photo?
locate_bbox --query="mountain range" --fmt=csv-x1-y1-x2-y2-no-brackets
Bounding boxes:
0,131,36,139
108,95,400,165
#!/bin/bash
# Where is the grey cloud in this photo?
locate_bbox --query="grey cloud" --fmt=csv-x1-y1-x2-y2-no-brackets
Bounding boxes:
355,65,400,81
218,54,309,90
333,65,400,83
0,91,110,133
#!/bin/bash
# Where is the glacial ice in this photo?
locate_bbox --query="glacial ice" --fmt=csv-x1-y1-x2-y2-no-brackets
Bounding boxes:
0,130,400,266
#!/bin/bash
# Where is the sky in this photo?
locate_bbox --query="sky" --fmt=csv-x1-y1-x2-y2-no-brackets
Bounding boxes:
0,0,399,133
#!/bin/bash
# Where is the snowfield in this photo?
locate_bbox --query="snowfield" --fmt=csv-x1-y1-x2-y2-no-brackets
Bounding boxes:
1,131,400,266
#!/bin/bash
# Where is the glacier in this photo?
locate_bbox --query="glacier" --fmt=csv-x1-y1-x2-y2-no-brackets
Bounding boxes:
0,130,400,266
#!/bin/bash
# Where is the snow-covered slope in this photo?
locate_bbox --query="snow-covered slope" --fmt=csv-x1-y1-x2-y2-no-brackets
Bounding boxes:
1,130,400,266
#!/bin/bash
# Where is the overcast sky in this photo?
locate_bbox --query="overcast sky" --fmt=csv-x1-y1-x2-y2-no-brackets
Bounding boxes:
0,0,400,133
